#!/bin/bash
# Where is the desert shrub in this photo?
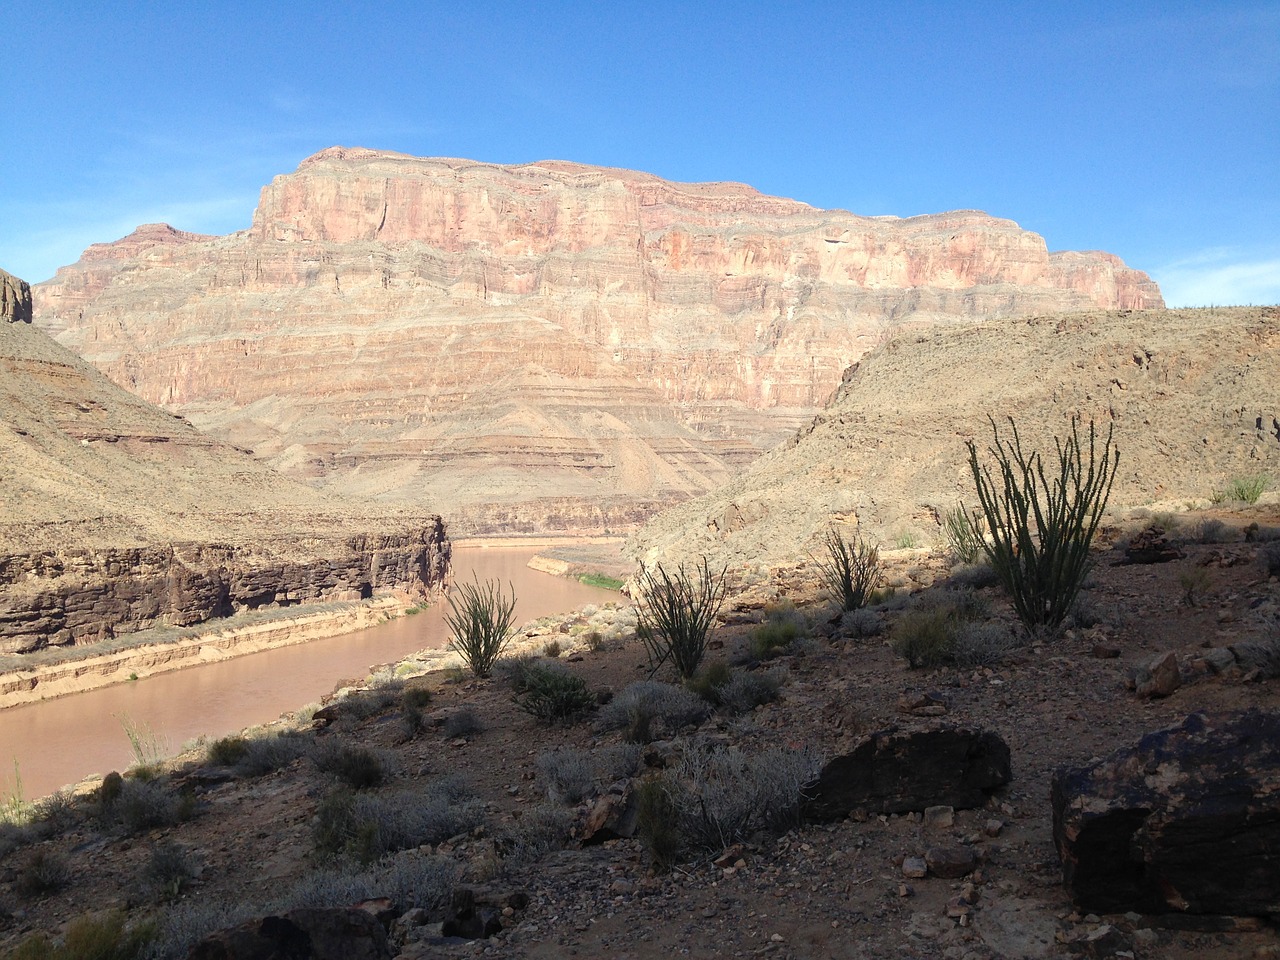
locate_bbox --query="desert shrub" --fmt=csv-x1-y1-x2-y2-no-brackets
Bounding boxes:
16,849,70,898
313,778,482,864
950,623,1019,668
536,744,642,804
716,669,783,715
101,779,185,835
890,608,960,669
493,805,573,867
636,558,728,680
1189,517,1229,544
234,731,311,776
748,601,807,660
542,639,562,658
494,652,545,693
1178,567,1212,607
143,843,197,902
311,742,389,790
30,792,78,837
967,416,1118,633
1212,474,1269,505
665,741,822,851
596,681,711,743
686,661,733,703
816,528,880,612
443,706,484,739
6,910,155,960
0,821,37,859
635,778,682,871
1245,523,1280,543
206,736,249,767
446,576,517,678
941,506,987,564
401,686,434,711
840,607,883,638
513,665,595,723
1068,594,1109,629
584,630,605,651
1260,542,1280,576
535,748,594,804
98,771,125,805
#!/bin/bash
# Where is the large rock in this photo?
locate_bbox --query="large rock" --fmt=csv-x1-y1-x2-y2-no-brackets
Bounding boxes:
1051,710,1280,916
33,148,1161,533
0,268,32,324
188,907,392,960
805,725,1012,820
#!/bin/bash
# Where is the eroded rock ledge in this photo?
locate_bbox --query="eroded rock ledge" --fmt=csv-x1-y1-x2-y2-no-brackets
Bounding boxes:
0,521,450,655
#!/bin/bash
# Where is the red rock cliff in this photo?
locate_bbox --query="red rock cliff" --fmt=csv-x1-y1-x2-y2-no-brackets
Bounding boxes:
34,148,1163,532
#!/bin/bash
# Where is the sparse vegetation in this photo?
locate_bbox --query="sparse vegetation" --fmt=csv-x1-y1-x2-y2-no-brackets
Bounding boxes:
4,910,155,960
941,505,987,564
446,576,517,678
512,664,596,723
579,572,625,590
596,680,711,743
1211,473,1269,505
205,735,249,767
1262,542,1280,576
966,416,1118,633
636,778,682,871
443,706,484,739
143,842,198,902
118,714,168,770
99,778,188,835
16,849,70,898
815,528,880,612
636,558,728,680
312,778,482,864
311,742,390,790
536,744,641,803
748,600,808,660
493,805,573,867
232,730,311,776
542,639,562,658
1178,567,1212,607
890,607,960,669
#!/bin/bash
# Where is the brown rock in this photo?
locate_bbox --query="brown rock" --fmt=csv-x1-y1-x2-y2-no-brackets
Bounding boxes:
1133,651,1181,699
0,268,32,324
1051,709,1280,916
925,844,977,879
188,907,392,960
805,725,1012,820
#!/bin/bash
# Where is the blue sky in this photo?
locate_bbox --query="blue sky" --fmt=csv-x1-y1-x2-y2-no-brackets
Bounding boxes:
2,1,1276,305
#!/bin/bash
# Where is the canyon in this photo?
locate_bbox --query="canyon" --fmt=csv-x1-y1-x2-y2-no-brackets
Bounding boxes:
33,147,1163,534
0,268,448,654
632,305,1280,574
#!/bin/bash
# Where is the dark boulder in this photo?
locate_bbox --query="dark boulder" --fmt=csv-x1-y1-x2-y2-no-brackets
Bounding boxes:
804,725,1011,820
1051,710,1280,916
188,907,391,960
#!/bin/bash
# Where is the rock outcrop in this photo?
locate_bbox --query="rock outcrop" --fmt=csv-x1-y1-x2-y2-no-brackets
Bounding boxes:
1,268,32,324
805,726,1012,820
34,148,1163,533
632,306,1280,573
0,275,448,653
1051,710,1280,917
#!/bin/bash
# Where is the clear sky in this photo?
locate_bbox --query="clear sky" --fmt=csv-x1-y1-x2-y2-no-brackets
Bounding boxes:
2,1,1276,306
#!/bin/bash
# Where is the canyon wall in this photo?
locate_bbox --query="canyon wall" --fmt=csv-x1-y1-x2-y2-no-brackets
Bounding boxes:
0,278,449,653
631,306,1280,576
34,148,1163,532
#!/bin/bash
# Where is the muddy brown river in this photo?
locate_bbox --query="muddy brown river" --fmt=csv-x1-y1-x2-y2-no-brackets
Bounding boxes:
0,544,620,800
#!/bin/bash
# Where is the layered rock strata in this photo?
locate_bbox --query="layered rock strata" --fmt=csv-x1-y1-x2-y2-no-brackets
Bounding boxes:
34,148,1162,532
631,306,1280,573
1,274,448,654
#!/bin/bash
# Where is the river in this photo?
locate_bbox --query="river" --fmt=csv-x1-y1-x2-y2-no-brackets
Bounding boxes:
0,544,620,801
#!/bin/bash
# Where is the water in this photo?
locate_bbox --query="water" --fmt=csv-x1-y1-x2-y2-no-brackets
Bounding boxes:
0,544,620,800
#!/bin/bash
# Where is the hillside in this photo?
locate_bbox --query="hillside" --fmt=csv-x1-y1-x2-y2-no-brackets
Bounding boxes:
33,148,1162,534
631,306,1280,573
0,269,448,653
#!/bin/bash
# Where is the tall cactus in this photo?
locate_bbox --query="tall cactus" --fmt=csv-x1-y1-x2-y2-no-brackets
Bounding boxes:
966,417,1118,633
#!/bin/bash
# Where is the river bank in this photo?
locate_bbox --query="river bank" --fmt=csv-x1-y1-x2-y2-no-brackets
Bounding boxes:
0,597,411,710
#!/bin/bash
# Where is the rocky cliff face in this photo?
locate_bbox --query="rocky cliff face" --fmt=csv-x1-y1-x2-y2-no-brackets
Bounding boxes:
1,268,32,324
631,306,1280,574
0,285,448,654
34,148,1164,531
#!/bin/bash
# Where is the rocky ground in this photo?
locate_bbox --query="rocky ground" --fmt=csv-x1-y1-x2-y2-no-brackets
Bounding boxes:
1,504,1278,960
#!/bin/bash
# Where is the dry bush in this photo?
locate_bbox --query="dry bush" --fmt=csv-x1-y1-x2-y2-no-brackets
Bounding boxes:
595,681,711,743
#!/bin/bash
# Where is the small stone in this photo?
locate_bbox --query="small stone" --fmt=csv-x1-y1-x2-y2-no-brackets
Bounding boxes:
925,844,977,879
983,819,1003,837
902,856,928,879
770,933,785,942
899,883,913,897
923,805,955,831
609,879,635,895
